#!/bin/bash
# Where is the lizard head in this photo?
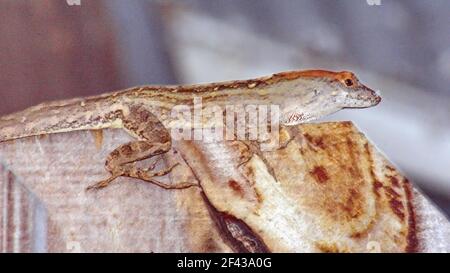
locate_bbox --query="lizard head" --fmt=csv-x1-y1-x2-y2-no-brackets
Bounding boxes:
334,71,381,108
276,70,381,125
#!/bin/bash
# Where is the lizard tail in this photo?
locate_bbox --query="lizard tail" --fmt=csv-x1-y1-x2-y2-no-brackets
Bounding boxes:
0,96,124,143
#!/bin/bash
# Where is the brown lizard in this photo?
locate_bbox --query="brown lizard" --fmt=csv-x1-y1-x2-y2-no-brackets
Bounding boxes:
0,70,380,190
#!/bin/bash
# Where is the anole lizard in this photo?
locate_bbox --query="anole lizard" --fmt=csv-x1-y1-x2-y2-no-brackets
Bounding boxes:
0,70,380,190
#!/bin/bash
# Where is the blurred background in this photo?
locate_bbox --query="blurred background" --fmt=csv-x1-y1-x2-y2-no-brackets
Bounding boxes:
0,0,449,216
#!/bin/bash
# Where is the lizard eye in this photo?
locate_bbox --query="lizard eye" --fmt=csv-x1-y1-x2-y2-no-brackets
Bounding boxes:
344,79,354,87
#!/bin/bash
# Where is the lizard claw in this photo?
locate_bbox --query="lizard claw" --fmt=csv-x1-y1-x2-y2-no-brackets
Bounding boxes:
86,173,122,191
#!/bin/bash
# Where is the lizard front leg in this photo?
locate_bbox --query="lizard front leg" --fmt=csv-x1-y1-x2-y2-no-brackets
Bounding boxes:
87,104,197,191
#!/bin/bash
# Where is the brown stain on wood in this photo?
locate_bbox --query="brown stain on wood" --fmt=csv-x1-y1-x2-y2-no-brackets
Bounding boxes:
310,166,329,184
385,186,401,198
403,179,419,253
90,129,103,150
389,198,406,221
228,180,245,198
303,133,326,149
383,177,406,221
340,188,363,218
389,175,400,188
373,180,383,197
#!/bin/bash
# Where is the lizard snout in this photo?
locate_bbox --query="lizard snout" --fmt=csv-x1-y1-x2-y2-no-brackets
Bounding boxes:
344,85,381,108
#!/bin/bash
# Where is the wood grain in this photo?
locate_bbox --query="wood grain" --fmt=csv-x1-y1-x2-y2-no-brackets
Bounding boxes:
0,122,449,252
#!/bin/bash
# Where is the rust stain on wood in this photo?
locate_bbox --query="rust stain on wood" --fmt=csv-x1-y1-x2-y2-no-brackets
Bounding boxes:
90,129,104,150
228,180,245,198
403,178,419,253
310,166,329,184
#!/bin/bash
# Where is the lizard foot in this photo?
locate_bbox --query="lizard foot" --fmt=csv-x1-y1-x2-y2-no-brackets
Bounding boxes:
86,163,198,191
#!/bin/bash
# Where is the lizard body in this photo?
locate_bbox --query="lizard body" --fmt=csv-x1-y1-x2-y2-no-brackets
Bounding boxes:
0,70,380,190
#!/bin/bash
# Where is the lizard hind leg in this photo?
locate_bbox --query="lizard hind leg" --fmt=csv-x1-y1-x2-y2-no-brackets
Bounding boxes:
87,105,197,191
86,140,197,191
